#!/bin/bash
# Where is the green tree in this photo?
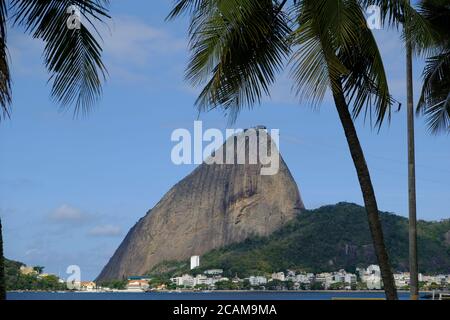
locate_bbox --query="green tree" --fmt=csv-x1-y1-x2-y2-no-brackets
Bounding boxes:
215,280,238,290
356,282,368,290
33,266,44,275
98,279,127,290
329,282,345,290
285,280,295,290
310,281,325,290
242,279,252,290
266,279,285,291
168,0,401,299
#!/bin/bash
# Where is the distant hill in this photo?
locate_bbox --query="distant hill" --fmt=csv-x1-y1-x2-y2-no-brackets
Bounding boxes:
149,203,450,278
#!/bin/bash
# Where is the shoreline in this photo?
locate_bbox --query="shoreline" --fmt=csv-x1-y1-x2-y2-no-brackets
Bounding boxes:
8,289,427,294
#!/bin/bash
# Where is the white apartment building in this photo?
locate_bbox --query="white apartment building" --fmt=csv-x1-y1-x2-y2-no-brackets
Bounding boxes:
345,274,357,285
249,276,267,286
271,272,285,282
204,269,223,275
195,274,213,286
295,274,312,284
363,265,382,290
314,273,331,287
190,255,200,270
170,274,195,287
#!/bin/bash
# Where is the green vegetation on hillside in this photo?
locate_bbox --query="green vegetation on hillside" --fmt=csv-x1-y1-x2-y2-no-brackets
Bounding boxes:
149,203,450,278
4,259,66,291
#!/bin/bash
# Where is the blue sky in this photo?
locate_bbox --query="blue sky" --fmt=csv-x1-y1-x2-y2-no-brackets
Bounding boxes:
1,0,449,281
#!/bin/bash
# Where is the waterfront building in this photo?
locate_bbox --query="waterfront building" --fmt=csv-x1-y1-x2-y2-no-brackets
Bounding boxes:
344,274,357,286
271,272,285,282
315,273,331,286
295,274,312,284
204,269,223,275
126,279,149,291
195,274,212,286
286,270,296,281
363,265,382,290
249,276,267,286
394,273,409,288
80,281,96,291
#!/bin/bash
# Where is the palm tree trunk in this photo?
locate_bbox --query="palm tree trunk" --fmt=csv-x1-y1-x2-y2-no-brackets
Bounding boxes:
406,0,419,300
331,82,398,300
0,218,6,300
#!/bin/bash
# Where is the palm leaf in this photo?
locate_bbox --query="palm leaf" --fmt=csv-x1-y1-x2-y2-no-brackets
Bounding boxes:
416,0,450,133
10,0,110,115
417,51,450,133
0,0,11,120
167,0,208,20
361,0,436,54
181,0,291,122
291,0,394,126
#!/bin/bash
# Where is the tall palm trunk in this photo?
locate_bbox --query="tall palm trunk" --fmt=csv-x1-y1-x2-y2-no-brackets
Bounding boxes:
406,0,419,300
332,81,398,300
0,218,5,300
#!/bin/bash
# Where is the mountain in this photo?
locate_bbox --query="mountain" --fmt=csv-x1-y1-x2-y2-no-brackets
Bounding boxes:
97,129,304,281
148,203,450,277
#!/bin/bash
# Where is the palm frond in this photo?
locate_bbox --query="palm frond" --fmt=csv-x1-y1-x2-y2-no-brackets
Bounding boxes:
416,0,450,133
0,0,11,121
10,0,110,115
360,0,436,54
417,50,450,133
291,0,394,126
422,94,450,134
181,0,291,122
418,0,450,44
290,0,349,108
359,0,406,25
167,0,208,20
340,3,396,125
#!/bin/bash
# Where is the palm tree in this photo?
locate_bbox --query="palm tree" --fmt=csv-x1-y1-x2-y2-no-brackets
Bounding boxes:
416,0,450,133
33,265,45,275
0,219,5,300
405,1,419,299
169,0,400,299
0,0,110,300
362,0,437,300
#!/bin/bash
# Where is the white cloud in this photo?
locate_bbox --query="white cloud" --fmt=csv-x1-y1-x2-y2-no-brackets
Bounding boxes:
48,204,89,223
24,248,42,257
7,15,187,86
88,224,121,237
103,15,186,67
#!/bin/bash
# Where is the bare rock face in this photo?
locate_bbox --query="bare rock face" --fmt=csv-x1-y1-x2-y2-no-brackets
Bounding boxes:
445,231,450,246
97,129,304,281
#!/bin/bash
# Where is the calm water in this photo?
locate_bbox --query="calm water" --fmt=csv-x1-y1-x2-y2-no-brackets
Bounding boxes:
7,291,418,300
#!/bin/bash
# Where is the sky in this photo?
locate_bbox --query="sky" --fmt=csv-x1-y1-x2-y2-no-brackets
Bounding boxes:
1,0,449,281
